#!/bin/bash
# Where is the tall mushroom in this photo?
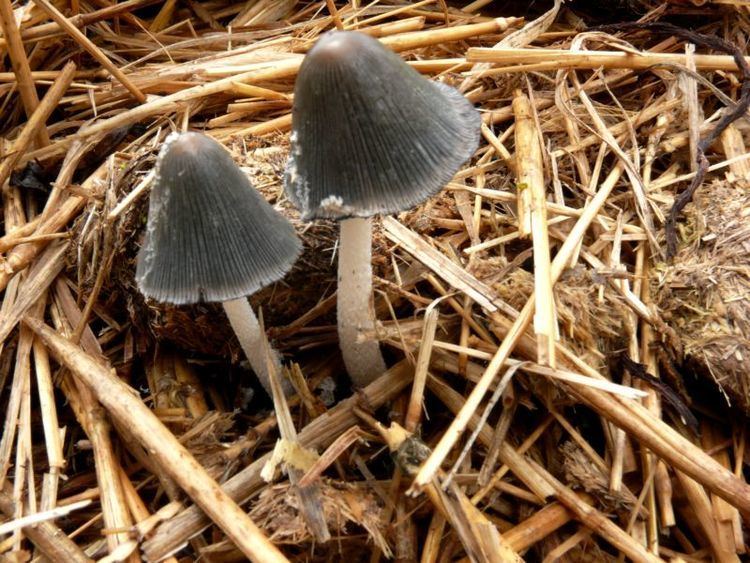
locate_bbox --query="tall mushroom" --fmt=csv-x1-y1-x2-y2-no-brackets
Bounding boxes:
285,31,480,386
136,131,301,396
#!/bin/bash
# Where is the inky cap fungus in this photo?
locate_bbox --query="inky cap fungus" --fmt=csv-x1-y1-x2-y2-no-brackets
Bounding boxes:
284,31,480,386
137,131,300,304
136,131,301,396
285,30,480,220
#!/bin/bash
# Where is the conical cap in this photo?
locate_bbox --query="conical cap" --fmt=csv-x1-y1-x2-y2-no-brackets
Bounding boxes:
136,132,301,305
284,31,480,220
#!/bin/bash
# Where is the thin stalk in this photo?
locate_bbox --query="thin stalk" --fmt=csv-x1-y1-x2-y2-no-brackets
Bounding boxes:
337,217,386,386
222,298,289,396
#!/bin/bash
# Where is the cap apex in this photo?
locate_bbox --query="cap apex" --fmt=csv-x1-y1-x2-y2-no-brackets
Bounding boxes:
164,131,210,156
308,31,370,62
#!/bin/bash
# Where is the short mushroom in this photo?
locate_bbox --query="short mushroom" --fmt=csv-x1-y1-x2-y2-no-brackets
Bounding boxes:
136,131,301,396
285,31,480,386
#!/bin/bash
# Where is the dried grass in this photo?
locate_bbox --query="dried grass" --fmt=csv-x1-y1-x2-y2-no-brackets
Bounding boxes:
654,180,750,414
1,0,750,562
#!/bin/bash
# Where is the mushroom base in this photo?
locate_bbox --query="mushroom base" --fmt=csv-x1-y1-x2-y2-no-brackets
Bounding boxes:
222,297,292,397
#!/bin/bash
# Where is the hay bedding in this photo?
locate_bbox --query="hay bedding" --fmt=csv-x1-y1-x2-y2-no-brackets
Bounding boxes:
1,0,750,561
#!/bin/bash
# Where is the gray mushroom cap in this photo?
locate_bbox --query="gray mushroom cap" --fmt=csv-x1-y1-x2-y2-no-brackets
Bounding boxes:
284,30,480,221
136,132,301,305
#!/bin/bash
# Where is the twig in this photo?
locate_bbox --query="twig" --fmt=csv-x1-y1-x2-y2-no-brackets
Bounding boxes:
408,162,626,493
0,61,76,192
0,0,50,147
141,361,414,561
51,281,136,555
593,22,750,257
297,426,364,488
0,241,68,347
442,362,524,488
513,88,555,367
20,0,162,41
31,0,146,103
404,302,440,432
0,486,92,563
24,317,290,563
259,311,330,543
382,217,512,316
325,0,344,30
354,410,522,563
467,46,750,72
0,499,91,535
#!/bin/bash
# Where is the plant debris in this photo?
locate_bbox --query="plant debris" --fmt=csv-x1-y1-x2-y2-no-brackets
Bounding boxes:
2,1,750,562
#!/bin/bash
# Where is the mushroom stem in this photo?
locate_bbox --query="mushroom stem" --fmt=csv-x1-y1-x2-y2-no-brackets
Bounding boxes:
337,217,387,385
222,298,289,397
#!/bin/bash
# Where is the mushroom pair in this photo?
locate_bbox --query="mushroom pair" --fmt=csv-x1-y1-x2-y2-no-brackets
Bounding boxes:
284,31,480,386
135,31,479,396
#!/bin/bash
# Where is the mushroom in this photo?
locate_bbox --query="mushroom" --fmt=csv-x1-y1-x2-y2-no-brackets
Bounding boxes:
285,31,480,386
136,131,301,396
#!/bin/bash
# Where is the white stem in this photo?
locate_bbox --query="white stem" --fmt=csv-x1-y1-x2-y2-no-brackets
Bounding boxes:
338,217,387,386
222,298,290,397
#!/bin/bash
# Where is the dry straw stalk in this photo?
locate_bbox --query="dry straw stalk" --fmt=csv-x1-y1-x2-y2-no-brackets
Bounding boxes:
24,318,289,563
2,1,750,560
